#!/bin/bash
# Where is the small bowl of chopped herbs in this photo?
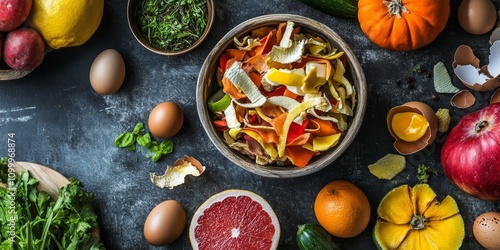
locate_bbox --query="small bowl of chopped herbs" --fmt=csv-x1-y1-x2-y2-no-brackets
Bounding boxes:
127,0,214,55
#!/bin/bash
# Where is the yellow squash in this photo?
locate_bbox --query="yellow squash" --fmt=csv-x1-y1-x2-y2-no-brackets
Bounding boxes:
374,184,464,250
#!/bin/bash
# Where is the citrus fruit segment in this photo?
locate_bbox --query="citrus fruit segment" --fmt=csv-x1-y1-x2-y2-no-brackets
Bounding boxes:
189,189,280,250
314,180,371,238
26,0,104,49
374,184,464,250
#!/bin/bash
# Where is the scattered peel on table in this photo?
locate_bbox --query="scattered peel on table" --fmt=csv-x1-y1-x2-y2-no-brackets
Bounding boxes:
209,21,356,167
433,61,459,94
368,154,406,180
450,90,476,109
435,108,451,133
150,156,205,189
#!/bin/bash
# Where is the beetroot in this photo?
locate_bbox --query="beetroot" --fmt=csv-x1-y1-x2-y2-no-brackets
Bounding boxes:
0,0,32,31
3,27,44,70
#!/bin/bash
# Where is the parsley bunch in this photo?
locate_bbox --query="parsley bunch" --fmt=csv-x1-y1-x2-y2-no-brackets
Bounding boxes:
0,159,103,249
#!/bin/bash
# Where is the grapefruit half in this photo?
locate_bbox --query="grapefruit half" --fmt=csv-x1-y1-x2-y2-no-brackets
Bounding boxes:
189,189,280,250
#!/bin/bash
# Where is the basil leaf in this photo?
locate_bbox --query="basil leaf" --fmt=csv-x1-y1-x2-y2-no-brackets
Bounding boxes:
160,140,174,154
126,143,136,151
133,122,145,134
151,151,162,163
115,132,136,148
137,133,152,148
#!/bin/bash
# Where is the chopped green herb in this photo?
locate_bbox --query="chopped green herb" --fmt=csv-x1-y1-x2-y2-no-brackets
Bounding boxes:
137,0,208,51
417,164,438,183
115,122,174,162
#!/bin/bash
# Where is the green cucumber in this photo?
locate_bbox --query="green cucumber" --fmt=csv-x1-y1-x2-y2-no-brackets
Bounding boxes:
298,0,358,19
297,223,341,250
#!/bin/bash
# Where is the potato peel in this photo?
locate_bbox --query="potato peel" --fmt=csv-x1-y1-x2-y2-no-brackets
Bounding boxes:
368,154,406,180
150,156,205,189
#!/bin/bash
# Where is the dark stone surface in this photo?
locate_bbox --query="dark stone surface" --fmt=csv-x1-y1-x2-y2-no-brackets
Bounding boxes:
0,0,498,249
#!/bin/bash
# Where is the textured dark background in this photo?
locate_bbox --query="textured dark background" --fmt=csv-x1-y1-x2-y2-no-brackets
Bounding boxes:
0,0,499,249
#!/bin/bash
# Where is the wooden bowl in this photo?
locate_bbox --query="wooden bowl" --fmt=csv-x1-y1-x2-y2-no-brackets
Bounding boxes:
127,0,214,56
196,14,367,178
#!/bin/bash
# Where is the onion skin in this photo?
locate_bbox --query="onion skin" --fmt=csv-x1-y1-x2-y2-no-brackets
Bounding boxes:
441,103,500,201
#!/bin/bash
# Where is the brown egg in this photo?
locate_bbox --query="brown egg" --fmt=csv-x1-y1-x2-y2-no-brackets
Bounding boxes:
144,200,186,246
386,101,438,155
89,49,126,95
473,212,500,249
458,0,497,35
148,101,184,139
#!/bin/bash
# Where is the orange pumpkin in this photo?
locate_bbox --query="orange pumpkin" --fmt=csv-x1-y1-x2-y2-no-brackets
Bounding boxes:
358,0,450,51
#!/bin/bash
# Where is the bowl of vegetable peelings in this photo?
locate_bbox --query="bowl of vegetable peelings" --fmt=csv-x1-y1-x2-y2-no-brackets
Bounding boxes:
127,0,214,55
197,14,367,178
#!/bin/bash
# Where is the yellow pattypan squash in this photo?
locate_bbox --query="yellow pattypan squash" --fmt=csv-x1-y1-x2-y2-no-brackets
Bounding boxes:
374,184,464,250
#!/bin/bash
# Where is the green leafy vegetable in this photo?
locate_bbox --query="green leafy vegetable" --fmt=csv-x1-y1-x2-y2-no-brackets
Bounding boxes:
137,0,209,51
417,164,438,183
0,160,104,249
115,122,174,162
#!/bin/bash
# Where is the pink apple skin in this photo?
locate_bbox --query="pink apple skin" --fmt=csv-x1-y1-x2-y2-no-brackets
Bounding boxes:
3,27,44,70
0,0,32,31
441,103,500,201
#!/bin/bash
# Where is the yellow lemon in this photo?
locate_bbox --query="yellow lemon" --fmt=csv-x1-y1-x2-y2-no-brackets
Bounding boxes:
26,0,104,49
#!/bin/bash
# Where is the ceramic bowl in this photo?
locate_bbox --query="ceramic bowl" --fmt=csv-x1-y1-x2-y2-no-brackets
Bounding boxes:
127,0,214,56
196,14,367,178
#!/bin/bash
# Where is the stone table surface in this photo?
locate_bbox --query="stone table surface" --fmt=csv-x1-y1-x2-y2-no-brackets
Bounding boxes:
1,0,499,249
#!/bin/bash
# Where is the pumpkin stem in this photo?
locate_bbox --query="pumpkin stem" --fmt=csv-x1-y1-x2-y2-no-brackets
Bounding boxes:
475,120,488,133
383,0,410,19
410,215,426,230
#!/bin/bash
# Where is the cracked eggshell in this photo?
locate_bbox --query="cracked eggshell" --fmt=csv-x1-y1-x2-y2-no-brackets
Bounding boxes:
492,88,500,104
453,44,500,91
451,90,476,108
386,101,438,155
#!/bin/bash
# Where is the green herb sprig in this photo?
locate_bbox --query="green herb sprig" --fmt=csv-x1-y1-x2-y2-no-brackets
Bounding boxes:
137,0,208,51
417,164,438,184
115,122,174,162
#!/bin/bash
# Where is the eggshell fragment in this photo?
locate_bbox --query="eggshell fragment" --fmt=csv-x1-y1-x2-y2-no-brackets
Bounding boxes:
150,155,205,189
473,212,500,250
387,102,438,155
451,90,476,109
89,49,126,95
144,200,186,246
491,89,500,104
453,43,500,91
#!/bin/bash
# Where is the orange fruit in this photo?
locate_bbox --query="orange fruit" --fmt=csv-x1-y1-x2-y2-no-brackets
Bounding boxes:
189,189,280,250
314,180,371,238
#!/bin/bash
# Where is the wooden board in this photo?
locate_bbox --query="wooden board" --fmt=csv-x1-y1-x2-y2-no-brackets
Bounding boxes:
1,161,100,240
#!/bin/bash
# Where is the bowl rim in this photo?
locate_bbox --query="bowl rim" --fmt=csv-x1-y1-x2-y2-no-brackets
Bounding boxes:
126,0,214,56
196,14,367,178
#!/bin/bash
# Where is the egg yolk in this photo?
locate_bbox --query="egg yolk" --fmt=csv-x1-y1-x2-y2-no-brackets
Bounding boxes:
391,112,429,142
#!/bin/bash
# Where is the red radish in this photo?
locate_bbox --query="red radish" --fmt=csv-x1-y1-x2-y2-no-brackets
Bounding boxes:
3,27,44,70
0,0,32,31
441,103,500,201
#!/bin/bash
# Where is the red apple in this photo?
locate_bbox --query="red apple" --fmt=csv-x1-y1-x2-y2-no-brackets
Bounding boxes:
0,0,32,31
3,27,44,70
441,103,500,201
